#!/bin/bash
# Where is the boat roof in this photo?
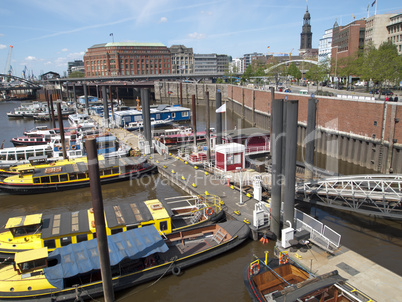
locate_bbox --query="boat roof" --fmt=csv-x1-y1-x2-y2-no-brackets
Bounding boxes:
15,247,48,265
31,157,145,178
6,214,43,229
43,226,168,289
40,199,167,239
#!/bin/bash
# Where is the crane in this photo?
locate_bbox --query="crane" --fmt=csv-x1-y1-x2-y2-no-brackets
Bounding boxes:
3,45,13,76
267,48,294,61
22,66,28,79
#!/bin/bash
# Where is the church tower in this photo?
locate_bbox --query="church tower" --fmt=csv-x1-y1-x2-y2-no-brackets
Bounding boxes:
300,5,312,51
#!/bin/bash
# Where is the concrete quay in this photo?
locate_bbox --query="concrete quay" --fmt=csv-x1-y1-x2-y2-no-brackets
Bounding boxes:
277,243,402,302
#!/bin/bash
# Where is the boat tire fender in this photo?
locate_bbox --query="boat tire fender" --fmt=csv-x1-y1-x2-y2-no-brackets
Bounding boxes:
71,145,77,150
172,266,181,276
206,207,214,216
250,263,260,275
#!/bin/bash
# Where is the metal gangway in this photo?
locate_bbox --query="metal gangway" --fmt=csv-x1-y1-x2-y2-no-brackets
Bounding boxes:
296,174,402,219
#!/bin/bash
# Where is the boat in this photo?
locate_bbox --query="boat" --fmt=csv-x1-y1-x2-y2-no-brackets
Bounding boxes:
0,220,250,301
126,117,173,131
0,156,156,194
68,113,96,128
0,145,54,168
113,104,191,128
10,134,50,147
154,126,216,147
0,194,225,259
243,252,360,302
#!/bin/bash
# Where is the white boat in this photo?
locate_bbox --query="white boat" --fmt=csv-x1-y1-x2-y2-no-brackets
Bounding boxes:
68,113,96,128
0,145,54,167
127,118,173,131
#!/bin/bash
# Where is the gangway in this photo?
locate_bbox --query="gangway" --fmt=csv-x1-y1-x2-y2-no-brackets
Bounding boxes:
296,174,402,219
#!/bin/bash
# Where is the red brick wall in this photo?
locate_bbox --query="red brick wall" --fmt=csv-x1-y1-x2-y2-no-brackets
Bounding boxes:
230,85,401,143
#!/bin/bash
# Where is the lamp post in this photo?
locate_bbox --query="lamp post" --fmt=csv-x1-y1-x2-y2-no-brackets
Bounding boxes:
236,167,243,205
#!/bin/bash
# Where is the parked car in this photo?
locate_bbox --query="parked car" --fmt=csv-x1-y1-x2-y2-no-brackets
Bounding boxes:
284,88,291,93
381,89,394,96
370,89,380,94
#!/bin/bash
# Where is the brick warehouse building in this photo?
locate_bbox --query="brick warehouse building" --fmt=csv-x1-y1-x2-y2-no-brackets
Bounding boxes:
83,42,171,77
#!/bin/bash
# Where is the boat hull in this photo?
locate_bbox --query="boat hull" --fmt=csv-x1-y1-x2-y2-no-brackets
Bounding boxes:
0,164,157,195
0,221,250,302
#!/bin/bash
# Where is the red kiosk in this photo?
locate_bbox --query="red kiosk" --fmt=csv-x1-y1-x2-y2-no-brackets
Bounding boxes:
215,143,245,172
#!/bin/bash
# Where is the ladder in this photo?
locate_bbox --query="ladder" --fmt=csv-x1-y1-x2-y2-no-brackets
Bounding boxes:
212,228,226,244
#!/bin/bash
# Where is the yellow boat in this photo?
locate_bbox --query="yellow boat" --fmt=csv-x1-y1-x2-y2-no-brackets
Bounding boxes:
0,195,224,260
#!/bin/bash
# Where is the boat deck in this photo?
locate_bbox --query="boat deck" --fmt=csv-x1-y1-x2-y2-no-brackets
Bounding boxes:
276,243,402,302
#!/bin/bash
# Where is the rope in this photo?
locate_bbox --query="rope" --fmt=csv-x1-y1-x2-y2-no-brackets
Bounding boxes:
115,257,178,301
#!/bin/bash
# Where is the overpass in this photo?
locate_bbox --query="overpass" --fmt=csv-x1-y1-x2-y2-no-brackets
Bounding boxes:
296,174,402,219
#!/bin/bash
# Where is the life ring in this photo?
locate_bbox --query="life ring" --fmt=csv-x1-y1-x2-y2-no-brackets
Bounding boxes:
57,146,62,151
279,253,289,264
206,207,214,216
91,220,95,228
71,145,77,150
172,266,181,276
250,262,260,275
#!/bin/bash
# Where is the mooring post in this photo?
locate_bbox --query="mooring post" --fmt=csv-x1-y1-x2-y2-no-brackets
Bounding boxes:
216,91,222,145
192,95,197,152
56,101,67,159
85,138,115,302
206,91,211,162
283,100,298,228
83,84,89,115
271,99,284,240
305,97,317,180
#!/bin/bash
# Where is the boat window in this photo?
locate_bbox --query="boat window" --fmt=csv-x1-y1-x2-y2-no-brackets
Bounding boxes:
45,150,53,157
159,221,168,231
76,234,88,243
172,113,176,118
26,152,34,159
0,153,5,160
112,167,119,174
182,111,189,117
111,228,123,235
50,175,59,183
77,173,86,179
69,174,77,181
35,150,44,157
16,152,26,160
44,239,56,249
60,237,72,246
7,153,16,161
126,224,138,230
41,176,50,183
18,258,47,273
59,174,68,182
33,177,40,184
104,169,112,175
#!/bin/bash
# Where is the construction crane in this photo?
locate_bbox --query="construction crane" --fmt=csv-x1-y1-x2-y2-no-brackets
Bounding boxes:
3,45,13,76
267,48,294,61
22,66,28,79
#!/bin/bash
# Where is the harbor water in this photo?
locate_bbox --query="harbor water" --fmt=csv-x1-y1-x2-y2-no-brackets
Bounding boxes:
0,100,401,301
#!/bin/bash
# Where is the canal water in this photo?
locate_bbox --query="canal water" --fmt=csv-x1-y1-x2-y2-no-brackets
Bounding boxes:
0,99,401,301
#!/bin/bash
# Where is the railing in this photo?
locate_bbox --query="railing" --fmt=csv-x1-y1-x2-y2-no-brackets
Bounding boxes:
294,209,341,252
245,145,270,155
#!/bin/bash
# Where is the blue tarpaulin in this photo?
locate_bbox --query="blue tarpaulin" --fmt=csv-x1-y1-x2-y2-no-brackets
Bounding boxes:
43,226,168,289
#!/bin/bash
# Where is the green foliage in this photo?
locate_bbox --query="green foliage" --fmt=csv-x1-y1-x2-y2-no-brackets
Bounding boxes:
287,63,302,80
69,71,85,78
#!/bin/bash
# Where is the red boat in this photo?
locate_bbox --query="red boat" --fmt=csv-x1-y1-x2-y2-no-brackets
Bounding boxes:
11,134,50,147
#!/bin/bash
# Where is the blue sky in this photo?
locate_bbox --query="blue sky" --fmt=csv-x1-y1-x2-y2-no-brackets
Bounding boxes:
0,0,401,77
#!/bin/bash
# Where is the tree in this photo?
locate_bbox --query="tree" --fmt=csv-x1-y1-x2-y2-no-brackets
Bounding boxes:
287,63,302,82
69,71,85,78
305,60,329,91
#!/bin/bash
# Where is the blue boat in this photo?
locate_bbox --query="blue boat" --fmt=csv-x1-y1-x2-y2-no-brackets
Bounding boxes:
114,104,190,128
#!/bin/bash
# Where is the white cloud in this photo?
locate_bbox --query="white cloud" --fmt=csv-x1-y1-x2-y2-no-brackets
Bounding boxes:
25,56,38,61
61,48,68,52
0,44,7,50
187,32,206,40
159,17,168,23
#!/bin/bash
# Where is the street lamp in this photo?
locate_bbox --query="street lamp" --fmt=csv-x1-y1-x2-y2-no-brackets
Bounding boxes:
236,167,243,205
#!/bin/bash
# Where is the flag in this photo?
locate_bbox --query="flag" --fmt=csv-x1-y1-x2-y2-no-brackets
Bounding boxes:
110,33,113,36
267,46,270,49
352,14,355,19
216,103,226,113
371,0,376,7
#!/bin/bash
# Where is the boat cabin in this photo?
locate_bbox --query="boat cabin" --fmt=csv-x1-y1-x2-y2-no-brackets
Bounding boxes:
14,248,48,275
5,214,42,238
215,143,245,172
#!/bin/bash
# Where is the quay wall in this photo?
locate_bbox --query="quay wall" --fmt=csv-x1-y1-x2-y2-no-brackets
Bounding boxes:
154,82,402,174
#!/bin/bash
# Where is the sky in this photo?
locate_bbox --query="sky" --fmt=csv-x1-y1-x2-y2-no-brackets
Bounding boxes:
0,0,401,77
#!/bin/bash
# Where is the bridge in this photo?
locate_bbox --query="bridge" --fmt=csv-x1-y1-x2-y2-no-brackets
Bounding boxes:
296,174,402,219
0,74,41,89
